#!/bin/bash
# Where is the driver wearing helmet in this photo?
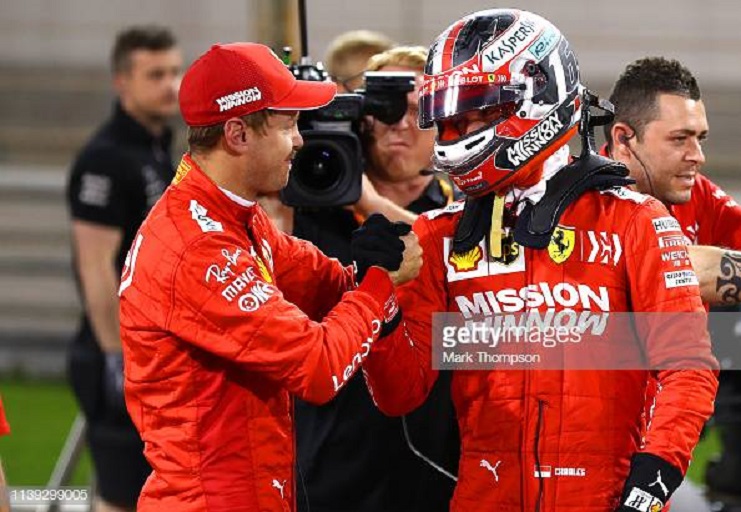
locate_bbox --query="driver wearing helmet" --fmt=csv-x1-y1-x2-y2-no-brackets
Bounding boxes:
363,9,718,512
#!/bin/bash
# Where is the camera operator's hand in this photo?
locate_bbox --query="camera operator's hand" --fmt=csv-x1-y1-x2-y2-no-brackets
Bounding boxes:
103,351,128,419
353,174,384,215
389,231,422,286
351,214,410,283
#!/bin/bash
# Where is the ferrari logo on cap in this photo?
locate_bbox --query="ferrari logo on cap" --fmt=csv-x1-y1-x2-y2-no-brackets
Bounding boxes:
449,246,483,272
548,226,574,264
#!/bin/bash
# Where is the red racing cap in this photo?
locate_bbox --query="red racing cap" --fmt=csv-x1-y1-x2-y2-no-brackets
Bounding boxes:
179,42,336,126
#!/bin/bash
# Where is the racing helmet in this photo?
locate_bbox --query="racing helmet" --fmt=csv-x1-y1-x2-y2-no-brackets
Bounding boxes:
420,9,583,196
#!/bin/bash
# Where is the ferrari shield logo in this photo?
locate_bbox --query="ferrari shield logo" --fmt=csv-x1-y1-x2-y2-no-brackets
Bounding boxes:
548,226,575,264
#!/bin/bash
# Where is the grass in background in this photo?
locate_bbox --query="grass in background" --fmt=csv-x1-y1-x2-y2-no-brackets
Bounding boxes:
687,426,721,484
0,378,91,486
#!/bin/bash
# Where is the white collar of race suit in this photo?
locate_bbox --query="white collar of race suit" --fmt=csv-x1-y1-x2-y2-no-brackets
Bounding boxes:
506,145,570,212
218,186,256,208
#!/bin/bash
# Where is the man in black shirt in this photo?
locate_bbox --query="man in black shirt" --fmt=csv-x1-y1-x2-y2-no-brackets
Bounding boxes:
294,46,461,512
66,26,182,512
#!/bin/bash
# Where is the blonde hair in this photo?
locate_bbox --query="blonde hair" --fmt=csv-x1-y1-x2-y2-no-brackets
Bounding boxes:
365,46,428,73
323,30,395,79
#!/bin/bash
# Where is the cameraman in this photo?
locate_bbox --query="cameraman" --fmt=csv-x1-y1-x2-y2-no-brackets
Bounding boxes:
294,46,460,512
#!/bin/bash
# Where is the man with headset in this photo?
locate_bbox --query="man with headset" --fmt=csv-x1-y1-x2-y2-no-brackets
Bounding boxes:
604,56,741,504
604,57,741,305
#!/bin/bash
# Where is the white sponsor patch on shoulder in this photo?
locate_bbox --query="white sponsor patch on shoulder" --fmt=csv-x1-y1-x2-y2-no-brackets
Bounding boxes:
424,201,465,220
660,249,691,268
652,216,682,234
658,234,688,248
664,270,699,289
189,200,223,233
600,186,649,204
79,173,112,207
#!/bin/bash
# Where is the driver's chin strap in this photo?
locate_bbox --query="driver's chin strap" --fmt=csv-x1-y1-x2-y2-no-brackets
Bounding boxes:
452,89,634,255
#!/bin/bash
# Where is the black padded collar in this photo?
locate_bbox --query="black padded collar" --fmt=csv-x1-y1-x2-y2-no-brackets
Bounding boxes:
452,153,634,254
513,153,634,248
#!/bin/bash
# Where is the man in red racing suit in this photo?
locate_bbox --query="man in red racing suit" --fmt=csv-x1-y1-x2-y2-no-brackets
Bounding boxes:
119,43,419,511
604,56,741,500
365,184,718,511
364,8,718,512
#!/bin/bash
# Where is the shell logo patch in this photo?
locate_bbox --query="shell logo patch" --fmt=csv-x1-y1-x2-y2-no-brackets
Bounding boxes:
449,246,484,272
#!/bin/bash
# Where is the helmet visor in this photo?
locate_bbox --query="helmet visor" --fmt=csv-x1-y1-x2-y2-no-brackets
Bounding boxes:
418,76,525,129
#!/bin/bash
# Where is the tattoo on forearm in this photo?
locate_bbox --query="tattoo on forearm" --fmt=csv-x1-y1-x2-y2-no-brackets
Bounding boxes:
717,251,741,304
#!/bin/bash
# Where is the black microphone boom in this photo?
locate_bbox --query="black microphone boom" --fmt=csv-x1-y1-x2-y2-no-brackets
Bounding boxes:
298,0,309,59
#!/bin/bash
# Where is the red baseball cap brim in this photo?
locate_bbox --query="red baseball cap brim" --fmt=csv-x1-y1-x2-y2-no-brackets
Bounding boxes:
270,79,337,111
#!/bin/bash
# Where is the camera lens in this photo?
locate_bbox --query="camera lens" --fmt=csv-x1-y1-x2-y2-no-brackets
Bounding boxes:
293,141,346,192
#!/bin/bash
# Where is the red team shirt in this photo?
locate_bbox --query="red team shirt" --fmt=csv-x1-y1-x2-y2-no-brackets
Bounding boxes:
670,173,741,249
599,145,741,249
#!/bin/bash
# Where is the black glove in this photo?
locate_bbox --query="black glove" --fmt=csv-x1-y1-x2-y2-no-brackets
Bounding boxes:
103,352,128,419
351,213,411,283
616,453,683,511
